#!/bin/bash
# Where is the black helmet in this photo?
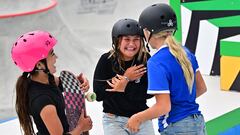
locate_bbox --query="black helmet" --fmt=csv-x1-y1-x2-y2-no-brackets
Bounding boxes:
112,18,143,43
139,3,177,34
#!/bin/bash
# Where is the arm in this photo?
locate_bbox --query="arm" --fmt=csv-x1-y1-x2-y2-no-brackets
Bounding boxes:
93,54,114,101
106,74,129,92
196,71,207,97
41,105,92,135
106,64,147,93
127,94,171,132
40,105,64,135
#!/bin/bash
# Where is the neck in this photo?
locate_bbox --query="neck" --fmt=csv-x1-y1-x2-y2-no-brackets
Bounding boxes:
31,71,49,84
123,57,134,61
154,37,166,50
119,57,135,72
122,54,135,61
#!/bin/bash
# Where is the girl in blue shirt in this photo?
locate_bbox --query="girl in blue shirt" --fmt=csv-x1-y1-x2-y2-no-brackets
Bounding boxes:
127,3,207,135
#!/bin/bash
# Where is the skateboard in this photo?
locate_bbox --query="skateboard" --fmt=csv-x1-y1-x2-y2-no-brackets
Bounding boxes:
60,70,96,134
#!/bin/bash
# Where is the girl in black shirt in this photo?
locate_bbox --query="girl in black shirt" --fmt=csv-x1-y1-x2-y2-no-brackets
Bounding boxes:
11,30,92,135
93,19,155,135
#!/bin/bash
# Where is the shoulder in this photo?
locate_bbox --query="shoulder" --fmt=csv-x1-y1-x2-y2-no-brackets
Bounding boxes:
98,52,112,62
149,48,170,65
183,46,199,70
30,94,57,116
183,46,197,61
146,52,151,59
183,46,194,56
95,52,113,71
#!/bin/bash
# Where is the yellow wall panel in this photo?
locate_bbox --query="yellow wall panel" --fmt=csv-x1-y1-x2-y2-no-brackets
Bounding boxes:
220,56,240,90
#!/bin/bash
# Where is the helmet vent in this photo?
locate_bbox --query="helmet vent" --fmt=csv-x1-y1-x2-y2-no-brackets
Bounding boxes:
152,4,157,7
20,35,24,38
45,40,50,46
14,42,17,46
49,35,52,38
29,33,34,35
161,15,165,19
126,24,130,28
23,39,27,42
14,61,17,65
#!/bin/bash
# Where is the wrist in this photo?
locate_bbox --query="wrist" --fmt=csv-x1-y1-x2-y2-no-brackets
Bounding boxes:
123,76,130,82
135,112,144,123
69,125,83,135
63,133,71,135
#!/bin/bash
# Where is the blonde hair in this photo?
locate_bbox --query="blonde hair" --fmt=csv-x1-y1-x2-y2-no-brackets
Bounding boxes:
155,30,194,93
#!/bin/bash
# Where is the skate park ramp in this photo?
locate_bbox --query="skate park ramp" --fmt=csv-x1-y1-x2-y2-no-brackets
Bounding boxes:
0,0,163,134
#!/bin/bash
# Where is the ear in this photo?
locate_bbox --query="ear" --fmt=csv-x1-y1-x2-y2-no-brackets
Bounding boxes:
143,29,150,41
36,62,45,70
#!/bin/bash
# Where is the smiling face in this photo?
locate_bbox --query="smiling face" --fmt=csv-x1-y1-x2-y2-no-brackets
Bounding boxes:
46,49,58,74
119,35,141,61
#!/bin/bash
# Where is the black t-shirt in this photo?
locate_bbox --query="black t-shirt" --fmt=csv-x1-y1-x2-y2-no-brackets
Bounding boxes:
28,80,69,134
93,52,152,117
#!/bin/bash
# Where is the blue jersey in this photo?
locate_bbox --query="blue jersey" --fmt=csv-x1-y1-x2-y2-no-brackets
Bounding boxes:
147,45,200,132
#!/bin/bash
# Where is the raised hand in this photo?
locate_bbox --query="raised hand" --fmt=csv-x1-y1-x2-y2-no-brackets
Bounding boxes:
124,64,146,81
106,74,129,92
77,73,90,93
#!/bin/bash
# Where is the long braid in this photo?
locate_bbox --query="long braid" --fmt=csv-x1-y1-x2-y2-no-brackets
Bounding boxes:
165,36,194,93
15,73,35,135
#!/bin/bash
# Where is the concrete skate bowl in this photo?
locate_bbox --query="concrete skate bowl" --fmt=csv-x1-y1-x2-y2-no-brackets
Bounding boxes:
0,0,57,18
0,0,98,120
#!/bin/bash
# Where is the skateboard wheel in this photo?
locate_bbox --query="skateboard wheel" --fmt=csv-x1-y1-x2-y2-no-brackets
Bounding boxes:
85,92,96,102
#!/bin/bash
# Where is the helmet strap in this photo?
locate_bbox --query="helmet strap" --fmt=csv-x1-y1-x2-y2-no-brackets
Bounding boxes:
145,32,153,52
41,59,56,85
173,29,177,36
22,72,30,78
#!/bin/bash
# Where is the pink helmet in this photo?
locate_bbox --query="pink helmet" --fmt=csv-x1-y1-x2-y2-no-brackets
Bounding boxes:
11,30,57,72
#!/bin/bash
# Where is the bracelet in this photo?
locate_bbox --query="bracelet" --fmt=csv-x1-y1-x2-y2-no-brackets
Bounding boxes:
63,133,71,135
123,76,130,82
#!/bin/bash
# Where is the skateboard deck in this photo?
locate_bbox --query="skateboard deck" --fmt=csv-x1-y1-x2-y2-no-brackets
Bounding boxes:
60,70,90,135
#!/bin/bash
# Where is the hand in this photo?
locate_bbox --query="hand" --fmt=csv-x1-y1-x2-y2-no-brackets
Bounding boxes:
77,110,93,132
124,64,146,81
69,110,92,135
106,74,128,92
126,114,141,133
77,73,90,93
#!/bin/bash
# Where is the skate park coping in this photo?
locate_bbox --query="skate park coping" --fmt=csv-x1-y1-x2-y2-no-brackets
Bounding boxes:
0,0,57,18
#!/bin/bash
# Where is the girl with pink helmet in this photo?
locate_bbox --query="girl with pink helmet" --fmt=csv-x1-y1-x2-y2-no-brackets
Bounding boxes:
11,30,92,135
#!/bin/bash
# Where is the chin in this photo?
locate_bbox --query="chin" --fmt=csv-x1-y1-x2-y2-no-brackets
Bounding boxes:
50,69,57,74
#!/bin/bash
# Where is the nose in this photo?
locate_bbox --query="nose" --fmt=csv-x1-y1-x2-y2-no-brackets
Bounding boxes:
129,39,135,45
